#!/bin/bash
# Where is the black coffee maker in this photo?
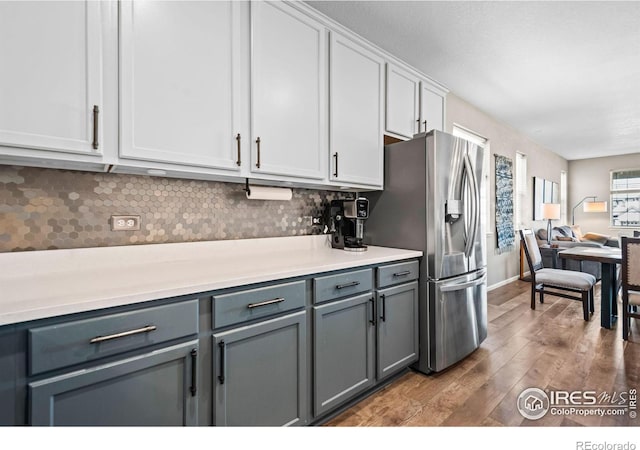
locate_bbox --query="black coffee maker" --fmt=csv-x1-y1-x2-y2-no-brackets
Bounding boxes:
326,197,369,252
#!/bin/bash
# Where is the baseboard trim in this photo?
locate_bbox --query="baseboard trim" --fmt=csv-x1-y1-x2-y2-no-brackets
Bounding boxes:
488,274,524,291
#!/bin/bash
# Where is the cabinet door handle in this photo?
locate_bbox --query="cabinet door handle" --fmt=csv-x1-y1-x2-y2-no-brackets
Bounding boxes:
190,348,198,396
336,281,360,290
255,137,261,168
236,133,241,166
218,341,225,385
416,118,421,133
89,325,157,344
369,297,376,325
422,120,427,132
380,294,386,322
247,297,285,309
333,152,339,177
393,270,411,277
92,105,99,150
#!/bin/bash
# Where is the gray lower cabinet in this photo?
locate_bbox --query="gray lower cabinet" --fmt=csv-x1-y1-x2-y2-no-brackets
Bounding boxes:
212,310,307,426
29,340,199,426
376,281,419,380
313,292,375,417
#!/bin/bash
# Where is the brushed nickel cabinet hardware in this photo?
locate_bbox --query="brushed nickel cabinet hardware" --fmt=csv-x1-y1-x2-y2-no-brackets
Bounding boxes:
236,133,241,166
336,281,360,289
380,294,386,322
247,297,285,309
92,105,99,149
393,271,411,277
333,152,339,177
218,341,226,384
89,325,157,344
190,348,198,396
255,137,261,168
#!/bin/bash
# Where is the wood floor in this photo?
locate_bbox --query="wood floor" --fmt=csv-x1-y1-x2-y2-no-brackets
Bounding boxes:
326,280,640,426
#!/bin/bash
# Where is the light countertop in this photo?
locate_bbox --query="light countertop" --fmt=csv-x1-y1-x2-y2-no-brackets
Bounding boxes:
0,235,422,326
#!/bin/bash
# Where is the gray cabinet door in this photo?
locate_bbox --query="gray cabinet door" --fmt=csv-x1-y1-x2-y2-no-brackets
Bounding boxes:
377,282,419,380
313,292,375,417
29,340,199,426
213,311,307,426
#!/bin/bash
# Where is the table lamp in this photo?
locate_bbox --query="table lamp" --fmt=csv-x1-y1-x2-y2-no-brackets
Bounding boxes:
542,203,561,246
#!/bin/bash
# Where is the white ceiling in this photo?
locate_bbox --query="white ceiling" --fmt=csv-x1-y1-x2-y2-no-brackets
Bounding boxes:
306,1,640,161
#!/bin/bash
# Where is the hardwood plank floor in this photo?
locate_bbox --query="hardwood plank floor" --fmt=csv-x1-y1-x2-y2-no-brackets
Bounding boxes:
326,280,640,427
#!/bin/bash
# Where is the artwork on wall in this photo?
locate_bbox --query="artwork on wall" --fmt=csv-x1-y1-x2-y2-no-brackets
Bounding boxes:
495,154,516,254
533,176,559,220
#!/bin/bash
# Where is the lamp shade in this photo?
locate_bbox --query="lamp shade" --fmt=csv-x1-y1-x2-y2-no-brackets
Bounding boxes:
583,201,608,213
542,203,561,220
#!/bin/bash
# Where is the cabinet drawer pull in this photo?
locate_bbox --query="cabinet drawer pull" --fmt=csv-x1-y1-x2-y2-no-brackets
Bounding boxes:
255,137,261,168
190,348,198,396
333,152,339,177
92,105,99,150
236,133,241,166
380,294,386,322
336,281,360,290
89,325,157,344
218,341,226,384
393,270,411,277
247,297,285,309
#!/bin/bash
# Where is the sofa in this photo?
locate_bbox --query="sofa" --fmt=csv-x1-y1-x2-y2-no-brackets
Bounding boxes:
535,225,619,280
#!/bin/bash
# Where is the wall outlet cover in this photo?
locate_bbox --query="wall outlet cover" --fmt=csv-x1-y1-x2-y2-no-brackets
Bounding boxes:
111,215,141,231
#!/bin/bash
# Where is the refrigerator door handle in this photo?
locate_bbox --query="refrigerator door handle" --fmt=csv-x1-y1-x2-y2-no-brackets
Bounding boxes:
440,273,487,292
463,154,479,257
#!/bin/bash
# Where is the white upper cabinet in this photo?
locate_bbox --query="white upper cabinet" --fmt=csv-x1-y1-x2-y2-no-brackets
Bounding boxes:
385,61,447,139
251,1,326,181
119,0,243,171
385,64,420,140
0,1,104,157
329,32,384,189
420,81,445,134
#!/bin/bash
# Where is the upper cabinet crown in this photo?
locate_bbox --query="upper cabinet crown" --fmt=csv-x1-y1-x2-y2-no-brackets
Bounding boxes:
0,1,109,169
385,62,447,140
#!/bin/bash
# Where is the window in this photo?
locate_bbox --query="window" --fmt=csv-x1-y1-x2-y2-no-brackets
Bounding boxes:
611,168,640,227
560,170,567,224
514,152,528,230
452,125,491,234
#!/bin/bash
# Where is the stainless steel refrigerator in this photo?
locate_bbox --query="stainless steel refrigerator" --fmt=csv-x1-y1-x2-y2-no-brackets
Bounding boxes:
366,130,487,373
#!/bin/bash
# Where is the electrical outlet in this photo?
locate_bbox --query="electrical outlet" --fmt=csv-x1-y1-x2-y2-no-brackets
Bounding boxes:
312,216,323,225
111,215,141,231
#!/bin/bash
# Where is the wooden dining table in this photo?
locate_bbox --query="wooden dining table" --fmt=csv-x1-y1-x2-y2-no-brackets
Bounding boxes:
559,246,621,329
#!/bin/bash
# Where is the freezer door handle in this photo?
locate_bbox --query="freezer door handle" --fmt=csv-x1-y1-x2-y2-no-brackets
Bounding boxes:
440,274,487,292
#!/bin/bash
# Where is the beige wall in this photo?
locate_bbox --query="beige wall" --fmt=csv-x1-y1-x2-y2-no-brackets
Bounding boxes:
568,153,640,237
445,93,569,288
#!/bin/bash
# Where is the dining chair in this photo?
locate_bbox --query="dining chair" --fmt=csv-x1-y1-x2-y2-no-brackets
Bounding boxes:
520,229,596,321
621,236,640,340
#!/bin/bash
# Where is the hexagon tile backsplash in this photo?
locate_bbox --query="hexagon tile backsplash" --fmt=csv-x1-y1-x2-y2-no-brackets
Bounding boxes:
0,166,341,253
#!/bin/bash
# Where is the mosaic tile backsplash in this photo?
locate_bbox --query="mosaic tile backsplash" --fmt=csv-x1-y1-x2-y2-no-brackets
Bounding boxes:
0,166,341,252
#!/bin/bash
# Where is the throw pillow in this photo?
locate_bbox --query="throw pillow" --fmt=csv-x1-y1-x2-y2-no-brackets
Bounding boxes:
582,232,610,245
571,225,584,241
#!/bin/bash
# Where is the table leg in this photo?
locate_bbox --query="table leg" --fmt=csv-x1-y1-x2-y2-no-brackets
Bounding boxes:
600,262,617,329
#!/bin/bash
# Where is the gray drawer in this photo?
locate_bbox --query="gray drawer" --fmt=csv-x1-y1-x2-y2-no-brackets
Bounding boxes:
29,299,198,376
377,260,419,288
212,281,306,329
313,268,372,304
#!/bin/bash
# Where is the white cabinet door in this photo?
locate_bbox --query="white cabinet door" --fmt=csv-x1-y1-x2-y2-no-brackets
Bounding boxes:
420,82,445,133
0,1,103,155
329,33,384,188
251,1,326,180
120,0,243,171
385,64,420,139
